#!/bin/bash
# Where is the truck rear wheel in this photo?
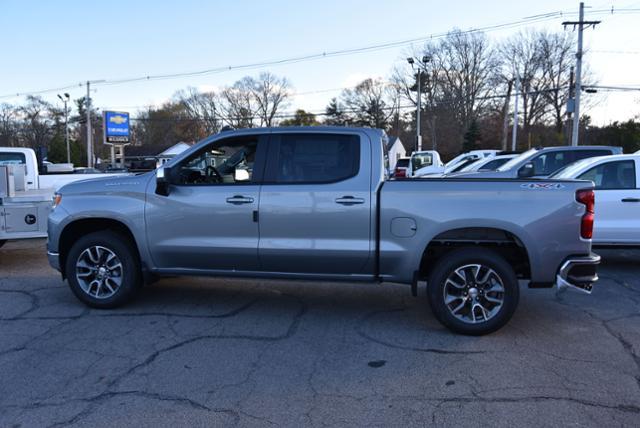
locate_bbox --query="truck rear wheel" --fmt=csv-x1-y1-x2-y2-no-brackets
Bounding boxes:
65,231,141,309
0,240,6,249
427,248,519,336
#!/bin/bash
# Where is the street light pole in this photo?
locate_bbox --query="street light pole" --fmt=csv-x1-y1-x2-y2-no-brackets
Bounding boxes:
407,56,431,152
57,93,70,163
416,68,422,151
86,81,92,167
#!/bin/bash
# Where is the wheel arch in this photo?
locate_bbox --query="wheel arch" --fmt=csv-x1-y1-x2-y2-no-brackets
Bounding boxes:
419,226,532,280
58,218,141,279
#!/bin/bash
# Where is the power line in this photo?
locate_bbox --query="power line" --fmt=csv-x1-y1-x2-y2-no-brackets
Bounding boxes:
587,84,640,91
0,8,612,100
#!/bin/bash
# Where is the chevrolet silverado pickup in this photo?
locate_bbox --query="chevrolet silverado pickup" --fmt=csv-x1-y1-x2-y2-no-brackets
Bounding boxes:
46,127,600,335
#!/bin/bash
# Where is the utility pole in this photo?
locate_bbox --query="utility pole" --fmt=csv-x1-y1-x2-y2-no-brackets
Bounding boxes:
563,2,601,146
85,80,106,167
501,79,514,151
566,66,575,145
57,93,70,163
512,76,520,151
86,81,92,167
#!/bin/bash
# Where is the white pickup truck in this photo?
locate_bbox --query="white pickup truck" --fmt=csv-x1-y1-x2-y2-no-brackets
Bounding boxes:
0,147,127,191
0,147,127,247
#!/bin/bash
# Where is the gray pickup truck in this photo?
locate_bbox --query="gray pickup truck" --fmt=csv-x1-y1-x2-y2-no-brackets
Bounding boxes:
47,127,600,335
452,145,623,179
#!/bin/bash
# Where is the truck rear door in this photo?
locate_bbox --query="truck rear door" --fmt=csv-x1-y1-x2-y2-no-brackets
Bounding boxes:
257,132,373,275
579,158,640,244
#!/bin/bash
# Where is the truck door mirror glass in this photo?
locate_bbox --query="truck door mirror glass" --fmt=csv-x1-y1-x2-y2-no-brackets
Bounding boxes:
156,167,170,196
518,162,535,178
234,169,250,182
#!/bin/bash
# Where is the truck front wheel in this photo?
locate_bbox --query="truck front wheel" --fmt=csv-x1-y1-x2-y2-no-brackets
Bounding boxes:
427,248,519,336
65,231,141,309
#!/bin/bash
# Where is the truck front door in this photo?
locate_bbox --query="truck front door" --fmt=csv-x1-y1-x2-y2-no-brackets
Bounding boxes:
257,132,373,275
145,135,266,271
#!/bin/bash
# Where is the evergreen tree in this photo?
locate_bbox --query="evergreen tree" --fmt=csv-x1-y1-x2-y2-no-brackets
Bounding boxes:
463,119,481,152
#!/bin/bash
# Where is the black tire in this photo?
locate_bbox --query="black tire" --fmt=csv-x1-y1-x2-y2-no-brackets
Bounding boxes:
0,240,6,249
427,248,519,336
65,231,141,309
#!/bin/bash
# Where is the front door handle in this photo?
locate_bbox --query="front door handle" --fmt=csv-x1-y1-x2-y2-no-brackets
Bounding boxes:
621,198,640,203
335,196,365,205
226,195,254,205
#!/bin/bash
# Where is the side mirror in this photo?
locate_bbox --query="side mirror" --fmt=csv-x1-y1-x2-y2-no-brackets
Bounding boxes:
156,167,171,196
234,169,250,182
518,162,535,178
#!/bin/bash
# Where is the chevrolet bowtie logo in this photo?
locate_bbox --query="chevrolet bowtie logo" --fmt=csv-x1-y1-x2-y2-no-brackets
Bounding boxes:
109,115,127,125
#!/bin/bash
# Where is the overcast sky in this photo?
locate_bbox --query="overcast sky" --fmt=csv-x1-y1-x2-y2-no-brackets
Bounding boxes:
1,0,639,125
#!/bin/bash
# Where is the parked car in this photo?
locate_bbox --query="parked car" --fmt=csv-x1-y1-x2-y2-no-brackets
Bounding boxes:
417,150,502,178
407,150,444,177
457,146,622,179
47,127,599,335
551,154,640,246
392,157,410,178
454,154,519,174
445,150,500,172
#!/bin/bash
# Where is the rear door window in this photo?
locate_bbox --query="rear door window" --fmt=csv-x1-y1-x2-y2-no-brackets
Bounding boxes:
267,134,360,184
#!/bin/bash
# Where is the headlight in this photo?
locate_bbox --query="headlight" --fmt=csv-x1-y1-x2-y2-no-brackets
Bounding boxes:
52,193,62,209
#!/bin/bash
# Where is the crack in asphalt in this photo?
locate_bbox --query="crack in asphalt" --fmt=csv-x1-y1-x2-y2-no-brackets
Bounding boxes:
106,296,307,390
1,248,640,425
356,308,486,355
38,390,241,428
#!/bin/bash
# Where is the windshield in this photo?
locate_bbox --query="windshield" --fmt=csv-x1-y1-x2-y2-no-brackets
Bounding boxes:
450,158,478,173
396,158,409,168
412,153,433,171
0,152,26,165
496,148,538,171
458,158,486,172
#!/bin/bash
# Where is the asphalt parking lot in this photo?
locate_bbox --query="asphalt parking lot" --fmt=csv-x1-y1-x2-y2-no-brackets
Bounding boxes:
1,239,639,427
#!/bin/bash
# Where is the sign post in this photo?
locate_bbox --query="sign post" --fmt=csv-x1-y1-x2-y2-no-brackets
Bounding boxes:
103,111,130,169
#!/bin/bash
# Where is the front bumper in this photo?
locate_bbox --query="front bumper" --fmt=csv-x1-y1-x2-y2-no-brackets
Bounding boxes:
47,250,61,272
556,253,601,294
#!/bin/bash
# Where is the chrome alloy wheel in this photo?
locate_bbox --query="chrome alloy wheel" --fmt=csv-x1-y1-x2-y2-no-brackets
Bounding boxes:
442,264,505,324
75,246,123,299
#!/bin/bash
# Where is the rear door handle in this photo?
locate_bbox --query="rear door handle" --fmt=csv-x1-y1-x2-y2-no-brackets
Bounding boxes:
621,198,640,203
335,196,365,205
226,195,254,205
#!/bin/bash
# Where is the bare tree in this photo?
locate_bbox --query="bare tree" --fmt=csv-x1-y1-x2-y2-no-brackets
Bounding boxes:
18,96,54,149
434,30,500,131
539,30,576,133
247,72,291,127
220,77,256,129
340,78,398,129
500,30,548,141
0,103,18,147
176,87,222,136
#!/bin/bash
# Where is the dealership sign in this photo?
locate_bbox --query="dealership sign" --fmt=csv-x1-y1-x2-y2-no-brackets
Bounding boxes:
103,111,130,144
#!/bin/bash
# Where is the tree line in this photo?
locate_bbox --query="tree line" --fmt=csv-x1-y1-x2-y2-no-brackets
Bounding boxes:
2,29,639,164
